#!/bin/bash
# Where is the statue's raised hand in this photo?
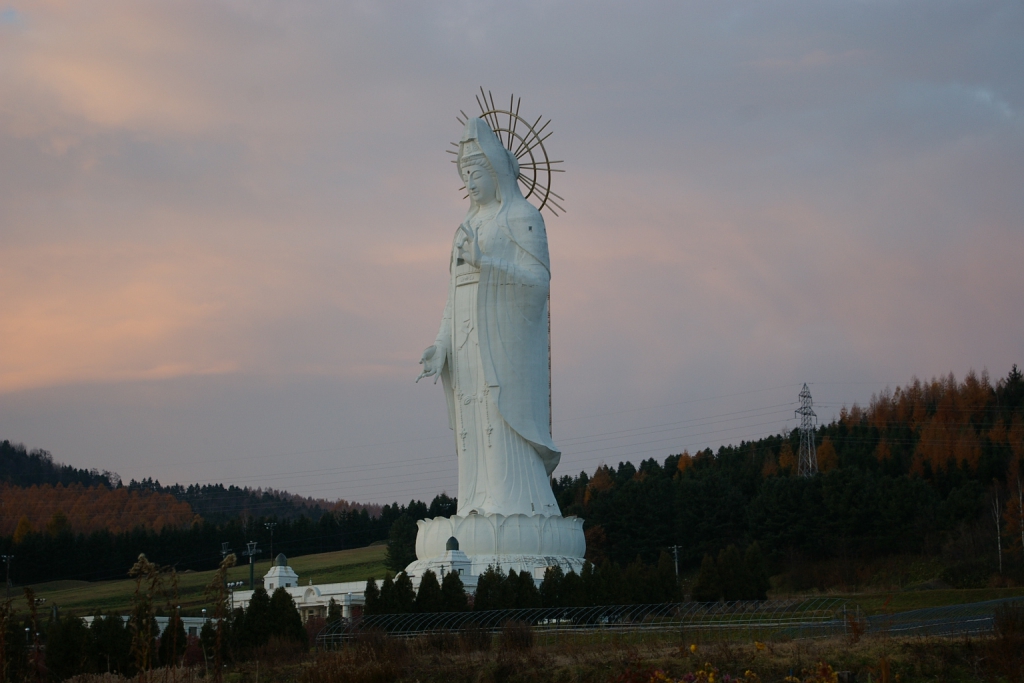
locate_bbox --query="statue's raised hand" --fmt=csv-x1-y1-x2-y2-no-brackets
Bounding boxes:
417,344,444,383
456,223,483,268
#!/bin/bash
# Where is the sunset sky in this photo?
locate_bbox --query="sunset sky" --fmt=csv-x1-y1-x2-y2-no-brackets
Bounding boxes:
1,1,1021,504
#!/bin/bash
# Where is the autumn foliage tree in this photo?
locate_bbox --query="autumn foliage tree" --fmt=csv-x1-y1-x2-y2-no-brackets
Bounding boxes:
0,483,193,537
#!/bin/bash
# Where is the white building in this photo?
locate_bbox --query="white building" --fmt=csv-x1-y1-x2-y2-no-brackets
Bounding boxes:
232,544,487,623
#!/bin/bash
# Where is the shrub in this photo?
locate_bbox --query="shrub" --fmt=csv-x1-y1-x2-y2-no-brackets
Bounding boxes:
940,559,993,589
459,622,491,652
500,619,533,652
995,601,1024,638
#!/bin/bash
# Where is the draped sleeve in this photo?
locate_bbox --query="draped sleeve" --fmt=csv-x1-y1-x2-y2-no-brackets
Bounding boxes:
475,205,560,475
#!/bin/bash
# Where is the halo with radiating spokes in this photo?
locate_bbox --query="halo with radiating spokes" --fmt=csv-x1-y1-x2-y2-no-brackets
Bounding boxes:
448,87,565,216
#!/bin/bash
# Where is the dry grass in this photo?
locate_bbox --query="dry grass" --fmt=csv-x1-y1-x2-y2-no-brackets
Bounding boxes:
293,632,1024,683
50,632,1024,682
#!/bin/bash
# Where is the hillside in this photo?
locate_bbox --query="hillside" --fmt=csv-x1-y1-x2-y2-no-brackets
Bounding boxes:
2,365,1020,590
0,441,382,528
553,366,1024,589
0,441,116,488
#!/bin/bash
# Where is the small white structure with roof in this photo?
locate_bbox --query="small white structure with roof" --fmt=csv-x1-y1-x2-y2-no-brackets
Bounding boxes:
232,545,486,623
264,553,299,591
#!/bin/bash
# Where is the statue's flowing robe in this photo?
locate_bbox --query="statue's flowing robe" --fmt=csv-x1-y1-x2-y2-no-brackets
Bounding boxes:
434,201,561,518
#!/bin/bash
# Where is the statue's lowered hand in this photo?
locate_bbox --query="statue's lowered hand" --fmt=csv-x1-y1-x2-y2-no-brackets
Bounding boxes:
416,345,443,383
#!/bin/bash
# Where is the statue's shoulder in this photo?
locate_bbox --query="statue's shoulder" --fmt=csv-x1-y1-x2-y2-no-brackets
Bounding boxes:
503,199,550,269
505,201,547,236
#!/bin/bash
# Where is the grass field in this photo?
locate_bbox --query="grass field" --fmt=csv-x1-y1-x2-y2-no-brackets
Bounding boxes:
15,544,387,618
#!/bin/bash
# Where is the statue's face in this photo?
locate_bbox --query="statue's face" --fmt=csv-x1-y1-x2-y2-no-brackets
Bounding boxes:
462,164,497,206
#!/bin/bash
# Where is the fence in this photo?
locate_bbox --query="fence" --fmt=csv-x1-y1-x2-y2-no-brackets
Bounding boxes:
315,598,849,649
315,597,1024,650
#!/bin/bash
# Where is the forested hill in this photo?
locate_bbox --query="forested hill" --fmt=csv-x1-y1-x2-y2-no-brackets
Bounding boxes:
0,440,117,488
125,479,383,524
552,366,1024,588
0,441,382,525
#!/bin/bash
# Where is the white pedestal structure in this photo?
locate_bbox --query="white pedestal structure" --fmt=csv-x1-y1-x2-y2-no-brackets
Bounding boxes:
405,513,586,580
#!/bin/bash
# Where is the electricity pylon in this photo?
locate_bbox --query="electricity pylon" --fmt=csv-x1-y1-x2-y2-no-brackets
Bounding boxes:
796,384,818,477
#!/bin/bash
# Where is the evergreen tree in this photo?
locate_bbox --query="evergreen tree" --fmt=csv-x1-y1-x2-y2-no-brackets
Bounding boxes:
656,550,680,602
393,572,417,614
385,515,418,573
89,612,132,675
378,574,397,614
473,566,506,611
427,494,458,518
578,562,600,606
539,565,564,608
506,569,541,608
223,607,245,660
45,613,93,680
597,560,624,605
717,545,745,601
691,554,721,602
268,587,307,646
744,542,770,600
363,578,381,615
199,620,219,666
415,570,443,613
561,569,584,607
327,597,342,623
241,587,272,651
440,571,469,612
156,612,186,667
621,558,650,604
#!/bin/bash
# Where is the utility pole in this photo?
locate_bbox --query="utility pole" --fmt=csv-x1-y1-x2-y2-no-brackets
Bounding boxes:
669,545,680,578
243,541,261,589
1,554,12,599
796,383,818,477
265,522,277,560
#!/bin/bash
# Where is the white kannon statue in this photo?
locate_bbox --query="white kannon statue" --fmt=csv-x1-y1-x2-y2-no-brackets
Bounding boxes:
412,117,585,576
418,117,561,518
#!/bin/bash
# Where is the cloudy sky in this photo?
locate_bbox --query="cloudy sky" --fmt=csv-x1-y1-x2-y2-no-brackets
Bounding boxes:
1,1,1021,504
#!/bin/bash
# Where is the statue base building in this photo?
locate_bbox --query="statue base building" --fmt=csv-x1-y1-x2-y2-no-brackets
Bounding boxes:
405,513,587,580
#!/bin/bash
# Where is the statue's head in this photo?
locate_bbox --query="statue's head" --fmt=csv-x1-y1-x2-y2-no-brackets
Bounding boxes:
457,118,524,212
459,141,499,206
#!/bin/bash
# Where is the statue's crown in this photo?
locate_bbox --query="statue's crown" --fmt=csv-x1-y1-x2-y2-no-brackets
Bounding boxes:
459,140,487,168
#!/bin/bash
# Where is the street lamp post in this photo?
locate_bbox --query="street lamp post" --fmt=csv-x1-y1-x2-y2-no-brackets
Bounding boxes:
226,580,245,611
242,541,261,590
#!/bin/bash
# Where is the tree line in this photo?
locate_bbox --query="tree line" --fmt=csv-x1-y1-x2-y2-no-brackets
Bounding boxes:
0,495,455,585
364,552,693,615
0,441,383,527
0,555,312,681
0,483,193,537
548,366,1023,588
2,365,1020,589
